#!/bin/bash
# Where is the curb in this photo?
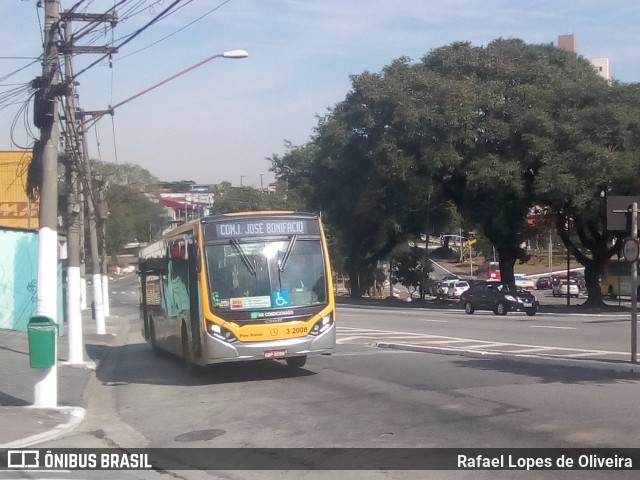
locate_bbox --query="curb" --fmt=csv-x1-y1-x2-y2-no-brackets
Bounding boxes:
376,342,640,374
0,314,130,449
0,406,86,448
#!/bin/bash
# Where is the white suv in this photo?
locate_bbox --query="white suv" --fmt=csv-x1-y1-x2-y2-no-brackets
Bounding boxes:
553,279,579,298
448,281,470,299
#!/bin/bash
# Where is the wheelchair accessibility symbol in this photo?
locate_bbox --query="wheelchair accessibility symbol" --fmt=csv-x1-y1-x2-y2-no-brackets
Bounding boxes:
272,290,290,307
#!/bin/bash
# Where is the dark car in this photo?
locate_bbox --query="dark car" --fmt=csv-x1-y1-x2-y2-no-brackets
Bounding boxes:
568,271,586,289
535,276,552,290
460,281,539,316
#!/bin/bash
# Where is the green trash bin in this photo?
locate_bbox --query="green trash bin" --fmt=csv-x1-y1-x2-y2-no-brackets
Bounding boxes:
27,316,57,368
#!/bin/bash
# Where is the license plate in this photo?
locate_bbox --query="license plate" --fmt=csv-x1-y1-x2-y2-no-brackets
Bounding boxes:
264,349,287,359
523,303,532,307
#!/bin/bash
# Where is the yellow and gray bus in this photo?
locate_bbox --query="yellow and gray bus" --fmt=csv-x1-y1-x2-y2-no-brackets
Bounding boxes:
138,211,335,368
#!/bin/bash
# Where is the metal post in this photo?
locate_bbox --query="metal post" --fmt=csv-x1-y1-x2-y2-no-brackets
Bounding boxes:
566,244,570,307
566,215,570,307
631,202,638,363
548,229,552,275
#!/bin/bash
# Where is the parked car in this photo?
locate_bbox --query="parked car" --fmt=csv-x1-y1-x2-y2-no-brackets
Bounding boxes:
436,280,456,298
460,281,539,316
535,276,552,290
552,278,580,297
514,274,535,290
447,280,470,299
568,271,586,289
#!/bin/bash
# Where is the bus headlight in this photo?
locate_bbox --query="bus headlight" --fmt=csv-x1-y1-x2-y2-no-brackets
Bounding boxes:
206,321,238,343
310,313,334,336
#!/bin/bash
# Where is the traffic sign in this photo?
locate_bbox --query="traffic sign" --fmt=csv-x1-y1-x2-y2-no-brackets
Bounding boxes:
607,196,640,232
623,238,639,262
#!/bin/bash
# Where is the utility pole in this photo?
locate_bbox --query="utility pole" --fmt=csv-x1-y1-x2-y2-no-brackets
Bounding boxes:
59,8,118,332
631,202,638,363
62,15,83,364
95,173,110,317
34,0,61,408
80,137,106,334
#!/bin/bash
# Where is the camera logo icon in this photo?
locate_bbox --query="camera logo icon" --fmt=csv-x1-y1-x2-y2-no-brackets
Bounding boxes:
7,450,40,469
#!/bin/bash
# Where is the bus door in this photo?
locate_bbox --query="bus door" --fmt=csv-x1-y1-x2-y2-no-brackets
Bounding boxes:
187,241,202,359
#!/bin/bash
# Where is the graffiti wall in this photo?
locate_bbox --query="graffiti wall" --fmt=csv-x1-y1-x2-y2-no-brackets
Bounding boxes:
0,228,63,332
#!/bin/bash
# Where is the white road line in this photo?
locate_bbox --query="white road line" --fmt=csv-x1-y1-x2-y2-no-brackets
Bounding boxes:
419,339,477,345
336,336,370,343
464,342,513,350
563,350,608,358
338,331,424,337
530,325,577,330
506,347,555,354
337,326,629,357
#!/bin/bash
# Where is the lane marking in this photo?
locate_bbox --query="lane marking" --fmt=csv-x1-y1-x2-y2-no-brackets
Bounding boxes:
336,326,628,358
530,325,577,330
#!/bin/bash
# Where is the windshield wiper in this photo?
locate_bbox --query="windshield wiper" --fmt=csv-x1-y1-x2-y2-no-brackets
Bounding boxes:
278,235,297,273
230,239,257,276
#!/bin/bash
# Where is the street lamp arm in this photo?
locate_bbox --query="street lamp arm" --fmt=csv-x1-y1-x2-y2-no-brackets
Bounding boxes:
83,49,248,129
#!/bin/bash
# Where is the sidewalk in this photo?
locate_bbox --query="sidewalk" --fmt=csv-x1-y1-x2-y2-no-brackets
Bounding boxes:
0,309,121,448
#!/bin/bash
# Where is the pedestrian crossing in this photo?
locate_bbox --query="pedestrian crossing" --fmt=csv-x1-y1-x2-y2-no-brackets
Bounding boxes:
336,326,629,360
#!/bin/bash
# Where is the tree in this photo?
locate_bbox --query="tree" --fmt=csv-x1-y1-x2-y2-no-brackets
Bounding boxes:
391,244,433,300
535,82,640,305
268,38,640,301
210,186,287,214
104,184,165,255
91,160,159,189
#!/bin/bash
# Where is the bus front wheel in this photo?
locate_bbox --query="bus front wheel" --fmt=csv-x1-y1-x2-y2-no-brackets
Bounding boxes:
286,356,307,368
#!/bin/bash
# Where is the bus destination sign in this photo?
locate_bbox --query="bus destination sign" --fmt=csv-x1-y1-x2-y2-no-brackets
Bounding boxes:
210,219,320,239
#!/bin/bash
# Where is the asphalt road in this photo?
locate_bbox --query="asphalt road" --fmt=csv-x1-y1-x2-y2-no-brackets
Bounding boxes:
18,274,639,480
337,306,633,362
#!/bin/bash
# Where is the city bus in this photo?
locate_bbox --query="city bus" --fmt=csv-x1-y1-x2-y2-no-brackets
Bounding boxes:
138,212,335,369
600,259,640,299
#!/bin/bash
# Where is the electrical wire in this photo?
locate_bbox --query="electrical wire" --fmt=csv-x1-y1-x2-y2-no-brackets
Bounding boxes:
117,0,233,61
71,0,185,81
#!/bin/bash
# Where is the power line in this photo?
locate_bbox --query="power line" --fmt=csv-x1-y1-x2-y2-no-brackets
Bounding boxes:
117,0,233,61
71,0,185,81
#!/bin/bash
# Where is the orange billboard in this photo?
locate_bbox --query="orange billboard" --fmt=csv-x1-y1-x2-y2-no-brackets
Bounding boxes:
0,150,39,229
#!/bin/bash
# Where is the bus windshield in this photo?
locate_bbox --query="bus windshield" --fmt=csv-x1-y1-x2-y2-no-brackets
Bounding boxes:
206,238,327,311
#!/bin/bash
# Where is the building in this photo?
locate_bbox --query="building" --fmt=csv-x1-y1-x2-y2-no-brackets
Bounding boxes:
557,34,611,81
0,151,39,229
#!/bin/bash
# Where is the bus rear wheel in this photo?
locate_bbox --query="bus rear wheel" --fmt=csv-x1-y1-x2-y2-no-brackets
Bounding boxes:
286,356,307,368
149,317,160,356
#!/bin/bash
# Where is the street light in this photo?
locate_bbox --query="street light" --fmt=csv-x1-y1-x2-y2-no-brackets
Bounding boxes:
82,49,249,129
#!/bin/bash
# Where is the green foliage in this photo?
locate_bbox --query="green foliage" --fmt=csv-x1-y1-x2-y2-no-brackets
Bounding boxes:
158,180,197,193
91,160,159,190
267,38,640,302
391,243,433,299
210,186,289,214
105,184,165,254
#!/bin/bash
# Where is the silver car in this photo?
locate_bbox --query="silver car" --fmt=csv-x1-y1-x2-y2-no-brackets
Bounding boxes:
553,280,580,298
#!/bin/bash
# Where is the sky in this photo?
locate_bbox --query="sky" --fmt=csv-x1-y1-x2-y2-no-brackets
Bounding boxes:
1,1,640,188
